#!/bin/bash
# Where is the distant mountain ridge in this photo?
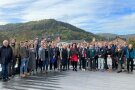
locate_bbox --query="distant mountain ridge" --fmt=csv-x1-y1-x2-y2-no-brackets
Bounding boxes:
97,33,135,40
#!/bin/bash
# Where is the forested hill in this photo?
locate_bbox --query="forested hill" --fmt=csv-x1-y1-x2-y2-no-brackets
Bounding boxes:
0,19,102,42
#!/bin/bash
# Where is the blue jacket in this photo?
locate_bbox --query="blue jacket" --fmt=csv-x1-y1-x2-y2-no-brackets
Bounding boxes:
126,48,135,59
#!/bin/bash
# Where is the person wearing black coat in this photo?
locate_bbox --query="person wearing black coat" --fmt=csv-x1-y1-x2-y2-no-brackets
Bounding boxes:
115,46,124,73
98,45,105,71
49,44,58,71
80,45,87,71
106,46,112,71
103,45,109,70
0,40,13,82
60,45,68,71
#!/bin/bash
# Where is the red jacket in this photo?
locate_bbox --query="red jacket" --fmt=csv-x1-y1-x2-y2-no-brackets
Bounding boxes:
71,54,78,62
70,48,78,62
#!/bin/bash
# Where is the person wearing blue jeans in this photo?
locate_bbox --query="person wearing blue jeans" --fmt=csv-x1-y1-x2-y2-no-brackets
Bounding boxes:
43,58,49,73
19,41,29,77
38,41,49,73
20,58,29,76
1,64,9,81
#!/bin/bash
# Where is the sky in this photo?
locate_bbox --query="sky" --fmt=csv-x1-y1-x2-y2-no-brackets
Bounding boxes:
0,0,135,35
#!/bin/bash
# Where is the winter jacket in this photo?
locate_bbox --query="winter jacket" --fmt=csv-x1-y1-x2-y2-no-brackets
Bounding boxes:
0,45,13,64
126,48,135,59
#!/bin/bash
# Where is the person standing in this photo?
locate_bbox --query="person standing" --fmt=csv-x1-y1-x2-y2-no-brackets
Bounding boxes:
88,44,95,71
43,43,49,73
126,44,135,73
34,38,40,72
70,43,79,72
98,43,105,71
106,45,112,72
111,44,117,70
115,46,124,73
38,41,45,73
122,43,128,71
67,44,71,70
9,39,19,77
80,45,87,71
0,40,13,82
94,44,100,70
28,43,36,75
19,41,29,77
103,43,109,70
78,44,82,70
49,44,57,71
60,45,68,71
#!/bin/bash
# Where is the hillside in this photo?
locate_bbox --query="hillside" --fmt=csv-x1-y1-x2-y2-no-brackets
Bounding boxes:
97,33,118,40
97,33,135,40
0,19,101,42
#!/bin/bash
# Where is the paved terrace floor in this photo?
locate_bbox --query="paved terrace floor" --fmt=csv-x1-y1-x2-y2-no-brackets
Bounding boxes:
0,70,135,90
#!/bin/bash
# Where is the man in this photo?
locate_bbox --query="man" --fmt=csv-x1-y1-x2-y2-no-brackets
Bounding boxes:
0,40,13,82
88,44,95,71
94,44,100,70
34,38,40,72
111,44,117,70
126,44,135,73
38,40,45,72
9,39,19,77
98,43,105,71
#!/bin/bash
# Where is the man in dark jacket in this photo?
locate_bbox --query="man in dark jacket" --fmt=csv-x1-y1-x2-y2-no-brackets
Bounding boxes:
88,44,95,71
0,40,13,82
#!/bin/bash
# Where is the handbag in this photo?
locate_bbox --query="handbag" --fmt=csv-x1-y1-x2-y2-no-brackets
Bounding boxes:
51,58,56,64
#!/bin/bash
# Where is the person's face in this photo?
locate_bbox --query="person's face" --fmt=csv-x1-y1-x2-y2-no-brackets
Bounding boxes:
41,41,44,47
73,44,75,48
20,42,24,47
44,43,47,48
51,44,54,48
3,41,9,47
108,46,111,49
11,39,16,44
129,44,133,49
24,42,28,47
89,45,92,48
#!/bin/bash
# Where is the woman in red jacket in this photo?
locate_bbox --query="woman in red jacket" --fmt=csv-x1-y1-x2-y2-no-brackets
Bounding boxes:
70,43,79,71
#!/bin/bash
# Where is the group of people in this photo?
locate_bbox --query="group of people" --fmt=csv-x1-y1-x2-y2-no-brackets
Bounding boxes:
0,38,135,82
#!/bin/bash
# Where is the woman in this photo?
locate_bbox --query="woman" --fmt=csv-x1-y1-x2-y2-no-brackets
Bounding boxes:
50,43,57,71
67,44,71,70
43,43,49,73
28,42,36,75
60,44,68,71
19,41,29,78
70,43,79,71
115,46,123,73
126,44,135,73
38,40,45,73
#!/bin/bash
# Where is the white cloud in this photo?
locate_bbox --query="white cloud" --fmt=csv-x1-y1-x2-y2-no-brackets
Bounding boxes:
0,0,135,34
